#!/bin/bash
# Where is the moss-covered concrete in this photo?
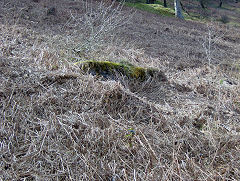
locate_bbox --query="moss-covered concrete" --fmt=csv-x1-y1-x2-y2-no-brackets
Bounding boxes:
75,60,166,81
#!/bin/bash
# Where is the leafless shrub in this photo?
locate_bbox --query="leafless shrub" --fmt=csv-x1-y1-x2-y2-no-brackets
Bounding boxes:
64,0,131,57
202,24,226,65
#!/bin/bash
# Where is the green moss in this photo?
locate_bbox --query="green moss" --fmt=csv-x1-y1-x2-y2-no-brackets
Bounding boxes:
74,60,163,81
119,60,135,67
80,60,125,73
125,2,175,17
131,67,146,79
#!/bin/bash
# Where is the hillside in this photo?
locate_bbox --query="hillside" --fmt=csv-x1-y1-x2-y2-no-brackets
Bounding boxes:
1,0,240,180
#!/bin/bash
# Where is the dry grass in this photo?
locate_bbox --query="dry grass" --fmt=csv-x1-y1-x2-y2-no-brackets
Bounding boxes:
1,0,240,180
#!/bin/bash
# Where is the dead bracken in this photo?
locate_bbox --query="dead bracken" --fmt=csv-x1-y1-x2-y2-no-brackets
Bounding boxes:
1,0,240,180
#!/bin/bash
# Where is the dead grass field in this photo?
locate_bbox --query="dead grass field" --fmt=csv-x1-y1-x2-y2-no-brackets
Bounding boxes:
1,0,240,180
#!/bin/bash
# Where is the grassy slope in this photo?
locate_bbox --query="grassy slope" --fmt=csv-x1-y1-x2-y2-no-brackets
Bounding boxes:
125,0,175,17
0,0,240,180
125,0,202,21
125,0,240,25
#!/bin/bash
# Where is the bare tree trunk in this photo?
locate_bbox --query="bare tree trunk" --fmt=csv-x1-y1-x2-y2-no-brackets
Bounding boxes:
174,0,184,19
180,1,190,15
146,0,155,4
164,0,167,7
199,0,206,9
219,0,223,7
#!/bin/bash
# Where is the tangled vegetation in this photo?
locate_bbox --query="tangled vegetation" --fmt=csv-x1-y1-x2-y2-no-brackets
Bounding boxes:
1,0,240,180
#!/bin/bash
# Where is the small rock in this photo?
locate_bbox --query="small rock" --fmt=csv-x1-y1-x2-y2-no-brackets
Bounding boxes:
222,79,237,88
47,7,56,16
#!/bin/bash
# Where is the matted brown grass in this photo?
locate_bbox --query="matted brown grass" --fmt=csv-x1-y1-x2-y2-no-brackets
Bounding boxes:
1,0,240,180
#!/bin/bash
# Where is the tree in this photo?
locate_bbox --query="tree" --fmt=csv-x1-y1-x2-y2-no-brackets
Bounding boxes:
146,0,155,4
219,0,223,7
164,0,167,7
180,1,190,15
199,0,209,9
199,0,206,8
174,0,184,19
